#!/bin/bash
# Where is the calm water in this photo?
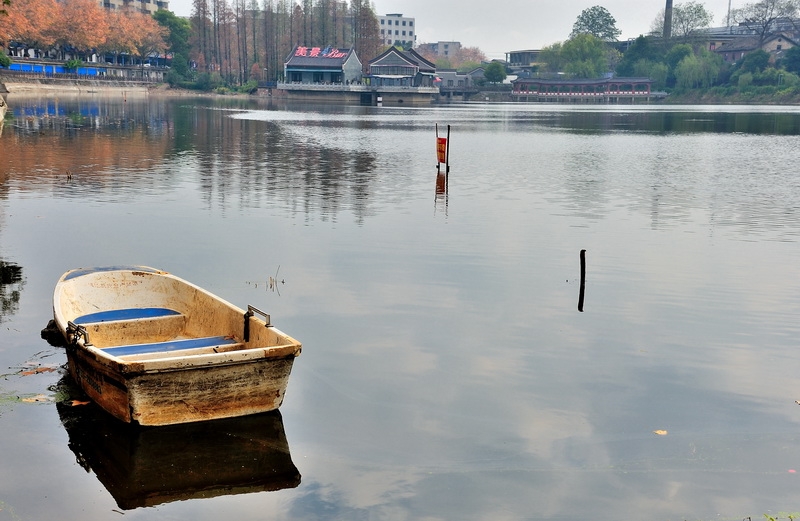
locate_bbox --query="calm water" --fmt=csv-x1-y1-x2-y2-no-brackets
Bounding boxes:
2,94,800,521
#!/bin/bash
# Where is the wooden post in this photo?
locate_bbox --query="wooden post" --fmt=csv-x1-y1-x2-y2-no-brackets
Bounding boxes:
578,249,586,312
445,124,450,173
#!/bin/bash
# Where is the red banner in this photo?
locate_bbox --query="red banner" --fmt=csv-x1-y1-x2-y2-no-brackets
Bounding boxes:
436,137,447,163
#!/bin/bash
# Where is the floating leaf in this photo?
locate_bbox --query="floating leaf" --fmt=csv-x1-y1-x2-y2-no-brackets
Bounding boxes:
653,429,668,436
21,394,52,403
20,366,57,376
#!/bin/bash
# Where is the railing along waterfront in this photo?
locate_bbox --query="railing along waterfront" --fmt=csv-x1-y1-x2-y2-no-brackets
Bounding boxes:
277,82,439,94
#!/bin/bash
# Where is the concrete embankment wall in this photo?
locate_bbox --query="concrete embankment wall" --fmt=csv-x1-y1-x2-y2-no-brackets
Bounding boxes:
0,76,152,95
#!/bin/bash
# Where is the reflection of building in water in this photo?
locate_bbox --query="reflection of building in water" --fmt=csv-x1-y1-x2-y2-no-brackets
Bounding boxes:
0,261,24,323
58,392,300,510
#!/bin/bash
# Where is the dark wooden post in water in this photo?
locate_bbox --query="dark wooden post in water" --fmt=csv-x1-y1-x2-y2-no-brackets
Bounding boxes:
578,249,586,312
436,124,450,173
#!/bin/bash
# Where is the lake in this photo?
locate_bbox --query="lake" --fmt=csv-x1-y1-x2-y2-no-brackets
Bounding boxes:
2,93,800,521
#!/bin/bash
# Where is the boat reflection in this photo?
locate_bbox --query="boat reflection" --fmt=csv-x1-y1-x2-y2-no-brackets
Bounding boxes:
57,388,301,510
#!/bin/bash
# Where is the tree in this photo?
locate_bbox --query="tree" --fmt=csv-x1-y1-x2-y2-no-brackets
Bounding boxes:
615,35,664,76
738,49,770,72
674,48,722,87
153,10,191,58
1,0,59,56
731,0,800,45
650,1,713,38
539,41,564,73
570,5,621,41
561,33,611,77
484,61,506,83
781,45,800,73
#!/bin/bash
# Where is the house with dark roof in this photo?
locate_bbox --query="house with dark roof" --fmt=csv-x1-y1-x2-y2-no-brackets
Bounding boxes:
284,46,363,84
368,47,438,87
713,33,798,63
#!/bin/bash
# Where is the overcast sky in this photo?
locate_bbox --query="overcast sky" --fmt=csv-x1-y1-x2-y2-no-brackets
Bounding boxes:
168,0,738,60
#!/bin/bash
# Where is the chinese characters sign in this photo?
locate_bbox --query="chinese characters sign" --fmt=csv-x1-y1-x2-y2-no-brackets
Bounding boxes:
295,47,347,59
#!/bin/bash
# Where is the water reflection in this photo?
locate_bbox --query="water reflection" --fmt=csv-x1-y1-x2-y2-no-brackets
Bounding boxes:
434,172,448,215
57,387,300,510
0,260,24,323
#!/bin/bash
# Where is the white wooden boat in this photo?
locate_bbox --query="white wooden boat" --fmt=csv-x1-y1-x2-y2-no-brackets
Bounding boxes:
53,266,302,426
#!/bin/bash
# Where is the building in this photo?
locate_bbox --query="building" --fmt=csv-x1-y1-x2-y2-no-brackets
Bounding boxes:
511,77,661,104
416,41,461,58
283,46,363,84
713,33,797,63
378,13,416,48
368,47,436,87
100,0,168,15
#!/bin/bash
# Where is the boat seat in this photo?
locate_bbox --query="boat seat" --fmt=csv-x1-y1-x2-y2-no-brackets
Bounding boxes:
74,307,181,324
103,336,240,357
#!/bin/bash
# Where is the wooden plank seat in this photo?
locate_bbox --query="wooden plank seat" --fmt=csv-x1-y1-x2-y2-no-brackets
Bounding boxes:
104,336,240,357
73,308,187,347
74,307,181,324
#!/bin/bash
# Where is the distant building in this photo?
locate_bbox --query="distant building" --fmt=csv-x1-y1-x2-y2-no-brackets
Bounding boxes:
417,41,462,57
99,0,168,15
713,32,798,63
379,13,416,48
368,47,437,87
505,50,540,68
284,46,363,84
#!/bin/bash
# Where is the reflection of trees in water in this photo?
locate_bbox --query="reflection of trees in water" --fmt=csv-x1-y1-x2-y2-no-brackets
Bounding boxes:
0,261,24,323
191,109,379,223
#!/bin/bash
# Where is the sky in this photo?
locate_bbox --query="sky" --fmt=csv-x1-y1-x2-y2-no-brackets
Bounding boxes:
167,0,739,60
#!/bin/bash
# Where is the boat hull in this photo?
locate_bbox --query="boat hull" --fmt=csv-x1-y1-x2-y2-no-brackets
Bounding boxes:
66,345,296,425
54,266,301,426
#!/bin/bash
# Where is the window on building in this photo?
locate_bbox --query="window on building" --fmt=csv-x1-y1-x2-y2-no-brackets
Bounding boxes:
402,31,406,35
402,21,406,25
291,72,302,82
381,19,384,24
395,30,399,35
410,31,413,36
409,21,413,26
313,72,323,83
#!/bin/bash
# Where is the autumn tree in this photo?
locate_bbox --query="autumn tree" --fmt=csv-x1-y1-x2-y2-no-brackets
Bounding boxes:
350,0,380,71
0,0,58,56
570,5,621,41
55,0,108,59
128,12,167,66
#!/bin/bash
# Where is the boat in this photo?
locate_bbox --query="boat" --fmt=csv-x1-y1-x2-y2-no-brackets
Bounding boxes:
53,266,302,426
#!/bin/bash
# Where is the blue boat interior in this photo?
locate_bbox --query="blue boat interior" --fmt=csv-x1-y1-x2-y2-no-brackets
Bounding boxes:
103,336,239,357
74,307,181,324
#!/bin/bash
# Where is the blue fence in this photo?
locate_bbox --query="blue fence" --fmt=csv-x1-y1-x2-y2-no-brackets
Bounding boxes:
2,63,104,75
